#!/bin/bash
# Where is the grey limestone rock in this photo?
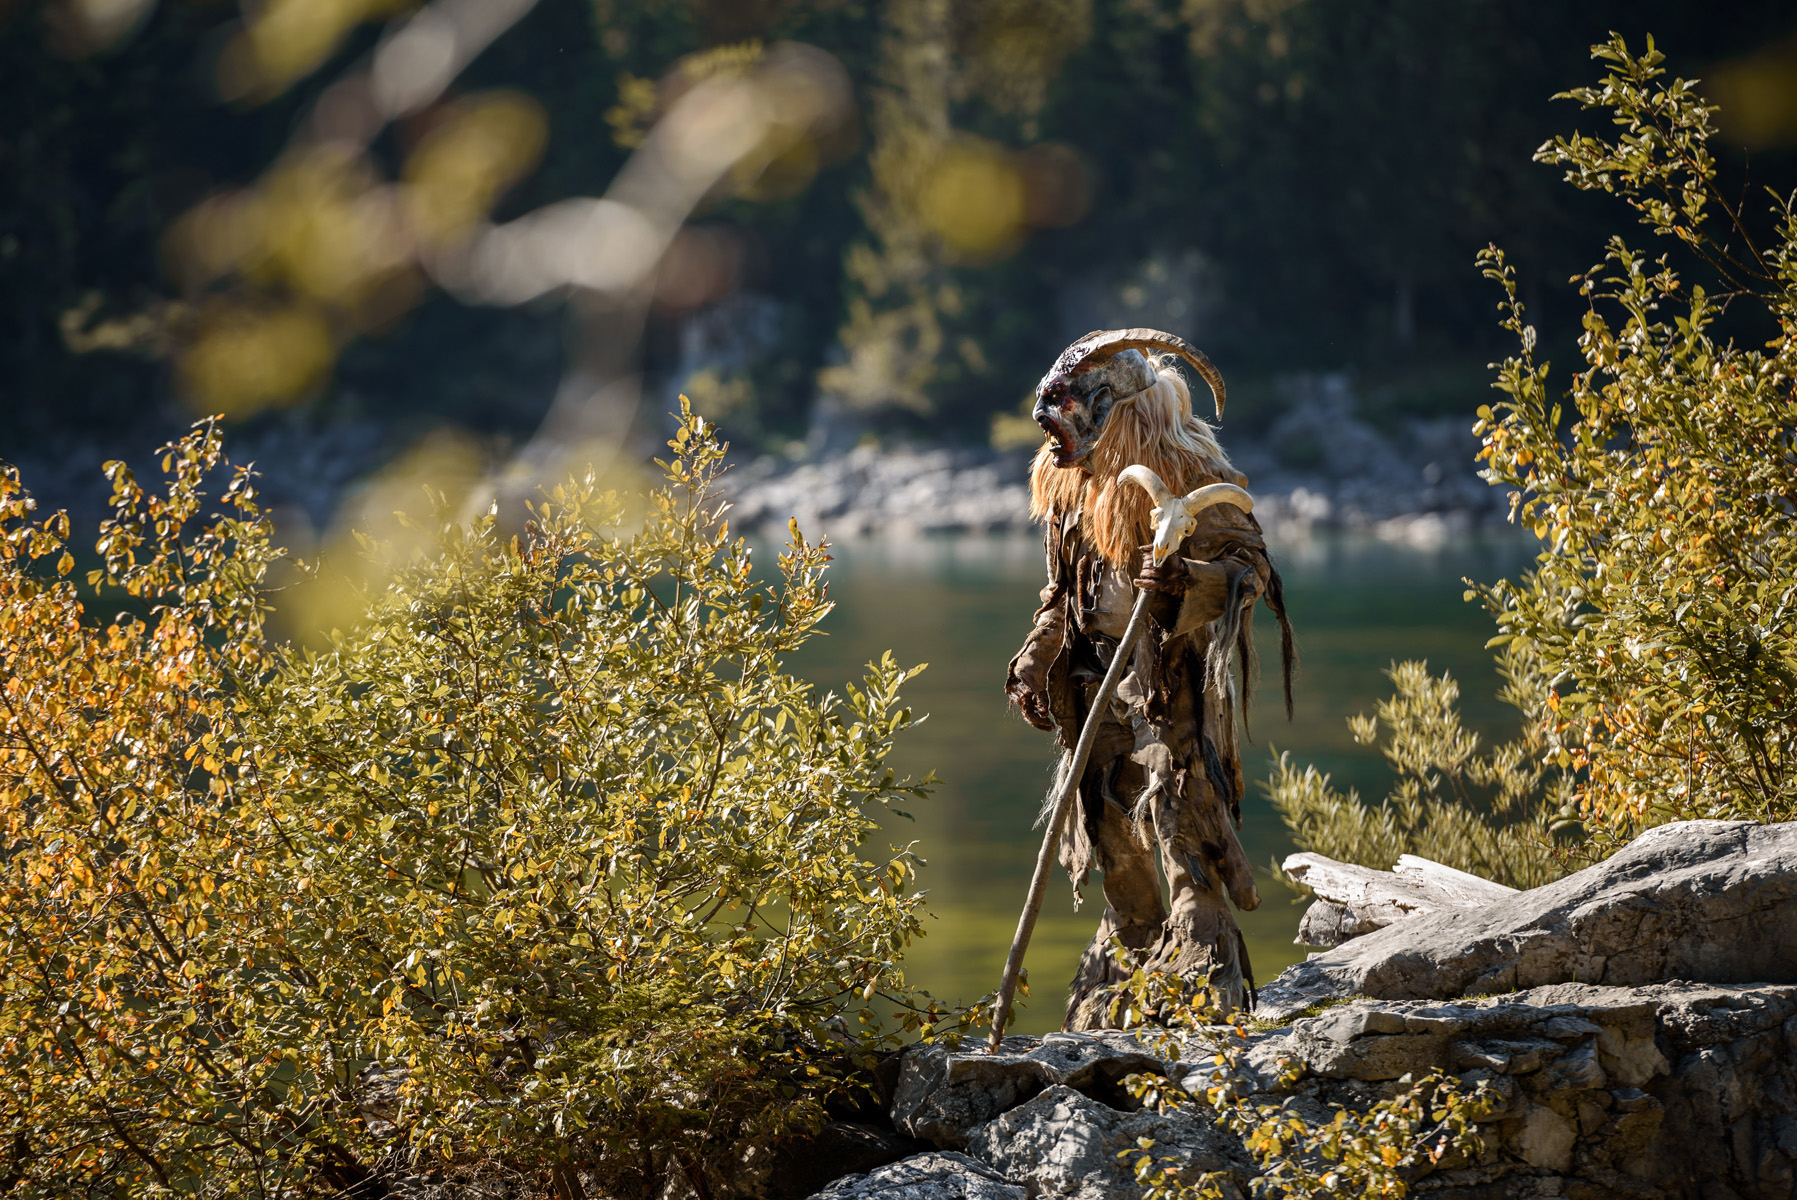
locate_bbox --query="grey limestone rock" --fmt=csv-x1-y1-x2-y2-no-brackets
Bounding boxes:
805,1151,1024,1200
821,983,1797,1200
891,1032,1166,1149
1258,820,1797,1021
965,1084,1248,1200
1284,851,1519,949
801,822,1797,1200
1241,981,1797,1199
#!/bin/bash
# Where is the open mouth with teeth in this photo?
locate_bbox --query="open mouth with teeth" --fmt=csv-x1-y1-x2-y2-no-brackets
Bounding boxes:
1032,379,1088,468
1035,406,1078,466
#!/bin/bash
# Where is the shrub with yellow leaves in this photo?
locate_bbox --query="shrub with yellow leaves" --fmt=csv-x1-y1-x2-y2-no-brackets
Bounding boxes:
1106,956,1490,1200
1268,649,1577,891
1,424,294,1196
1475,35,1797,848
1,408,948,1197
1273,35,1797,885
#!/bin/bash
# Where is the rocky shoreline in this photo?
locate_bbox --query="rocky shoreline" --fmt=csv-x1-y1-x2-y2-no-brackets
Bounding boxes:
782,819,1797,1200
724,379,1513,549
6,375,1513,552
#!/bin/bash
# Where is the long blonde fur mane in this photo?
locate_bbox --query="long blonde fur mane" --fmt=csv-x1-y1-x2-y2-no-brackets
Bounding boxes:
1029,357,1237,569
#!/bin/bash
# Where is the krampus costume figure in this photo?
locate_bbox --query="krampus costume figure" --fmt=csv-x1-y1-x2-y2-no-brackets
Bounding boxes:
1005,328,1294,1028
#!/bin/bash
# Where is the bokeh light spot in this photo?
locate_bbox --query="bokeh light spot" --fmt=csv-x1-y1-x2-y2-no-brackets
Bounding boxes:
404,91,549,248
918,139,1027,259
218,0,415,104
178,303,336,419
1711,36,1797,149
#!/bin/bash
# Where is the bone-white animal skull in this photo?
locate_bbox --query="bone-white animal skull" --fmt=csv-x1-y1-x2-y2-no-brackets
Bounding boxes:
1120,465,1255,567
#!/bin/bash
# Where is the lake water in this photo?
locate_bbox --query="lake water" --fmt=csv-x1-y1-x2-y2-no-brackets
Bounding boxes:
783,530,1539,1034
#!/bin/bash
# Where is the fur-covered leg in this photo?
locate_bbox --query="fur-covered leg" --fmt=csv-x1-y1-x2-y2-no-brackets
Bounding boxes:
1144,775,1254,1013
1064,796,1165,1031
1148,856,1247,1013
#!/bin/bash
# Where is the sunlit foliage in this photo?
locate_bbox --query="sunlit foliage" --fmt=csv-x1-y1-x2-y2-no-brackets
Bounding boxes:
1273,35,1797,879
1,425,291,1195
1108,958,1491,1199
1476,35,1797,847
1268,651,1573,890
0,410,947,1196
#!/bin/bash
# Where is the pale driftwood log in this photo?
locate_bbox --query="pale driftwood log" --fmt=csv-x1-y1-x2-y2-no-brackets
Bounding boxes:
1392,854,1519,905
1283,852,1518,949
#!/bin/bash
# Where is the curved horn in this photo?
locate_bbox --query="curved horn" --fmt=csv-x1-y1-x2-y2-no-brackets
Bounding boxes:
1055,327,1227,417
1126,474,1255,567
1119,464,1174,510
1182,481,1254,514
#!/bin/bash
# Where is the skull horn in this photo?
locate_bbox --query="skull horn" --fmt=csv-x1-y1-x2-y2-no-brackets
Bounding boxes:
1050,327,1227,417
1118,463,1174,511
1121,466,1255,565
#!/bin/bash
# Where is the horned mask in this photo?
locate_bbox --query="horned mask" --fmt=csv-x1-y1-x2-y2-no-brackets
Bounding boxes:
1032,328,1227,468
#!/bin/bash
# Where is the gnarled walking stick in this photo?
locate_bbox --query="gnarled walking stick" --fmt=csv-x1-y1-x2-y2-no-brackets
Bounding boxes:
988,468,1253,1051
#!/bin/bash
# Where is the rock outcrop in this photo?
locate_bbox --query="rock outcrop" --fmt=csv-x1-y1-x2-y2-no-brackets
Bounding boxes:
808,1152,1024,1200
803,821,1797,1200
1259,820,1797,1021
966,1085,1247,1200
891,1032,1163,1149
1260,982,1797,1198
816,1034,1249,1200
818,981,1797,1200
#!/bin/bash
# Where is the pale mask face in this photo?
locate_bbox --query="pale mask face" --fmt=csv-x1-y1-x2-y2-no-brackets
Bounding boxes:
1032,348,1155,468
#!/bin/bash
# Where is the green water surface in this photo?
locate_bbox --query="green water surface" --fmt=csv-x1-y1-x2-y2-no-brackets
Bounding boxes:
783,531,1539,1034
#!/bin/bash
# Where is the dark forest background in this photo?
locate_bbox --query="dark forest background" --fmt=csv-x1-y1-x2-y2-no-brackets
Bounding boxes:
7,0,1797,478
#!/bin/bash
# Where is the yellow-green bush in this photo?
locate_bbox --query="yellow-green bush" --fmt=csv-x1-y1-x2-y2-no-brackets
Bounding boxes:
1477,34,1797,846
0,411,942,1197
1108,958,1491,1200
1277,35,1797,878
1269,649,1574,890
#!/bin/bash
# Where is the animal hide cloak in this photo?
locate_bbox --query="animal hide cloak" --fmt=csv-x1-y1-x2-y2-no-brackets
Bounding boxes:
1005,467,1293,1022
